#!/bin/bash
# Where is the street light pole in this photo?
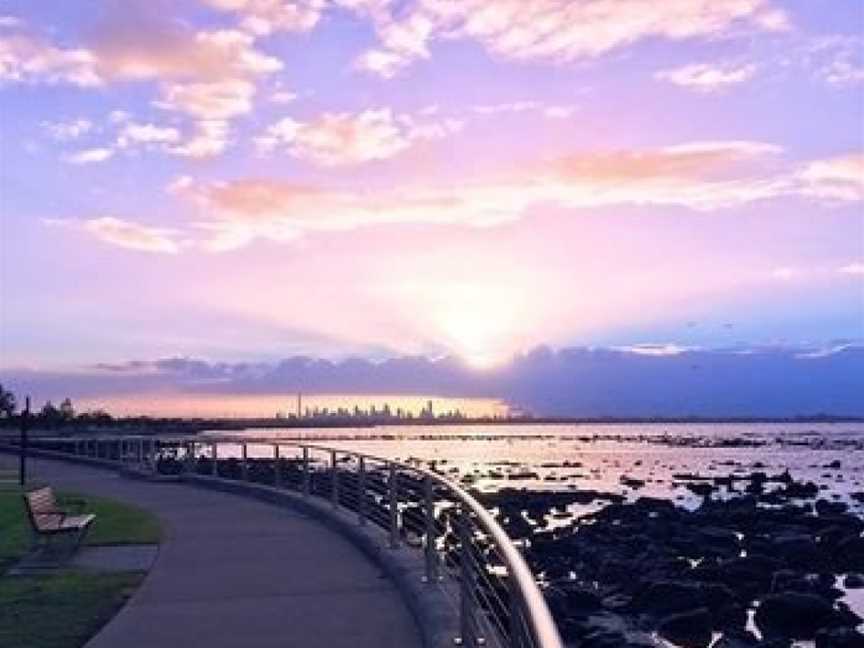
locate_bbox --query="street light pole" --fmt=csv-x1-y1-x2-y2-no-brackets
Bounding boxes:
19,396,30,487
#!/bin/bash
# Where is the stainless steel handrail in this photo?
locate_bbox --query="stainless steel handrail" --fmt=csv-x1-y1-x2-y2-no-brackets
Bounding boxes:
10,434,564,648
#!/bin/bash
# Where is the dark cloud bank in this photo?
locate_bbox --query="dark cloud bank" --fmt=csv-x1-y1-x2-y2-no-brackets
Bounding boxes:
4,344,863,417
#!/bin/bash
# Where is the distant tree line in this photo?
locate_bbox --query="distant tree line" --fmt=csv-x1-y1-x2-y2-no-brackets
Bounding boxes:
0,383,114,428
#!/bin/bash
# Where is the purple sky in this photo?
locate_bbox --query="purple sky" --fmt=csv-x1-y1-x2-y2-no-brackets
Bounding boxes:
0,1,862,413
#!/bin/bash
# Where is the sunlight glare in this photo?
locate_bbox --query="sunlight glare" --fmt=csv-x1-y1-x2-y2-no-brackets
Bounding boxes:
435,284,520,369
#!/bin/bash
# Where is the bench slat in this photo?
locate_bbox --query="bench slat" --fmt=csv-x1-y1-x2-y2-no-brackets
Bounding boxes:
24,488,94,535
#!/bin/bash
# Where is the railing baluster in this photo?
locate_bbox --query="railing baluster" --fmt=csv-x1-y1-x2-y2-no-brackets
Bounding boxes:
150,439,157,474
458,507,479,648
423,475,438,583
358,456,367,526
241,443,249,481
273,445,282,488
302,446,310,496
186,441,196,473
330,450,339,508
389,463,399,549
510,575,530,648
211,442,218,476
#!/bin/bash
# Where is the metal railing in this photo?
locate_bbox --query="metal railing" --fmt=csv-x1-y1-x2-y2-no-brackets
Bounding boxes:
10,434,563,648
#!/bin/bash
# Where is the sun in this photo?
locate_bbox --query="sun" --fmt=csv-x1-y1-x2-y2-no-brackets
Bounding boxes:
434,286,519,369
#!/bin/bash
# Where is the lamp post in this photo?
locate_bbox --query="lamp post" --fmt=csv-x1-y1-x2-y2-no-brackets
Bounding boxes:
19,396,30,487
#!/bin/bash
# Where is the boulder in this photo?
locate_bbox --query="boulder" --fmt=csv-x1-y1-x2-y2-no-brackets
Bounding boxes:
631,581,711,615
814,627,864,648
837,536,864,571
754,592,834,639
657,607,712,648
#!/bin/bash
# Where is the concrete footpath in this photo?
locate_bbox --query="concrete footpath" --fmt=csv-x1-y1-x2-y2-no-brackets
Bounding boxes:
20,456,422,648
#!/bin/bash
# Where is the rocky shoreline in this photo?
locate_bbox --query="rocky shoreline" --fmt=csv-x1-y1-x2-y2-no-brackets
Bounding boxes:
480,471,864,647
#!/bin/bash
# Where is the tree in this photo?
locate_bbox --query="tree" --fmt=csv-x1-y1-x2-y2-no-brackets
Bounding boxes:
0,384,15,418
39,401,62,426
77,409,113,425
59,397,75,421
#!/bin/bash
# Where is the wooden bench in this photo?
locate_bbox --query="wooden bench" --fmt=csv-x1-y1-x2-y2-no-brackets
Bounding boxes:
23,487,95,549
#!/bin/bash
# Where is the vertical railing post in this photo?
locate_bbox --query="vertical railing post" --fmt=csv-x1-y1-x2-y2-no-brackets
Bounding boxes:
185,441,195,473
357,456,367,526
273,445,282,488
302,447,310,496
457,507,479,648
330,450,339,508
211,442,218,476
241,443,249,481
150,439,158,474
388,463,399,549
423,475,438,583
137,437,144,467
509,575,530,648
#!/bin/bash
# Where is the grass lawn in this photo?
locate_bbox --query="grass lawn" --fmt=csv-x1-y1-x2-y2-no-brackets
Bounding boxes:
0,570,144,648
66,493,161,546
0,485,161,648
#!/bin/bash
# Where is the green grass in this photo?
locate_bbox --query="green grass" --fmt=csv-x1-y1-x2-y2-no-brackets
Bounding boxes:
0,570,144,648
59,494,162,546
0,490,29,572
0,487,161,648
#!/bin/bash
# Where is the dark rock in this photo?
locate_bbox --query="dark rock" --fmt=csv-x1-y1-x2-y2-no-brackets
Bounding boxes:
837,536,864,571
720,555,782,598
782,480,820,499
832,601,863,628
657,607,712,648
686,482,716,498
632,580,733,616
771,534,824,568
815,627,864,648
546,584,603,618
712,629,760,647
816,499,849,516
754,592,834,639
621,476,646,489
716,603,748,631
771,570,841,599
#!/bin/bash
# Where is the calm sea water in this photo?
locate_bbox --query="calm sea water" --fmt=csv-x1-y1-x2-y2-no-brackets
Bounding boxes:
201,422,864,508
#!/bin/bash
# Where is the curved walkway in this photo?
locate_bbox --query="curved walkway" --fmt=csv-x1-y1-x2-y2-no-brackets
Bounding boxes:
21,456,422,648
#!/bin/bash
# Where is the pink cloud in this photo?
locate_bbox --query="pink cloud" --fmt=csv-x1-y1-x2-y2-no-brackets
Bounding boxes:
348,0,789,76
655,61,758,92
256,108,461,166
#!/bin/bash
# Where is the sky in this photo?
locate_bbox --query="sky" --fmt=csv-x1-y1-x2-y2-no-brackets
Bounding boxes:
0,0,863,415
